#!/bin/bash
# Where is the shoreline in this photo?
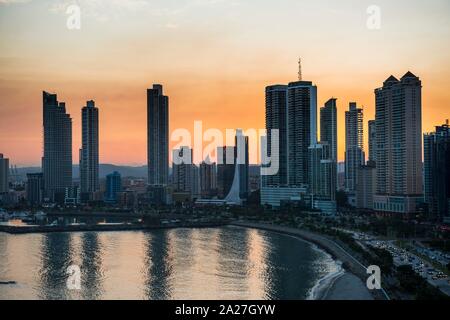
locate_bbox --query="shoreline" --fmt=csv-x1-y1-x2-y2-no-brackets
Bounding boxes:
0,221,228,234
1,219,384,300
230,221,383,300
307,249,345,300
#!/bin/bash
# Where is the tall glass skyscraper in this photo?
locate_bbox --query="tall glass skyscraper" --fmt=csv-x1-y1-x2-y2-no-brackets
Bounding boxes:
80,100,99,201
42,91,72,202
288,81,317,187
147,84,169,186
264,85,288,187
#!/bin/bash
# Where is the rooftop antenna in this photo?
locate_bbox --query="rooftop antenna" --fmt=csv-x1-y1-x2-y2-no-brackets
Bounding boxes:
298,58,303,81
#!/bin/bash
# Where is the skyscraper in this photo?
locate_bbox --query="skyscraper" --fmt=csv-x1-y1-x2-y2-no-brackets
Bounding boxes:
345,102,365,193
320,98,338,162
0,154,9,194
80,100,99,201
261,79,318,207
288,81,318,186
368,120,377,163
147,84,169,186
424,121,450,218
264,85,288,187
42,91,72,202
373,72,423,214
320,98,338,192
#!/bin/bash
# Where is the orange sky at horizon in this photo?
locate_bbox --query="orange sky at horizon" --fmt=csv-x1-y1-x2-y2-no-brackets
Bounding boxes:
0,0,449,166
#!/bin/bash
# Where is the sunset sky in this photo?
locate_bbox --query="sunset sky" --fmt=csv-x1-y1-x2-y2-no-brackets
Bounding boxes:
0,0,449,166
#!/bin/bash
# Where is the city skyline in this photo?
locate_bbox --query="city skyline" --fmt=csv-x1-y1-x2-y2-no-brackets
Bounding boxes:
1,1,450,304
1,0,450,166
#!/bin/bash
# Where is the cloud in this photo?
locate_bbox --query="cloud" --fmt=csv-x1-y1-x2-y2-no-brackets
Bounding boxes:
48,0,182,22
0,0,32,4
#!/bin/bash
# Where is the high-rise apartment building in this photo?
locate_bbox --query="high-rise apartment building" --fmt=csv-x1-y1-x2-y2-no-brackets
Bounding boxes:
264,85,288,187
288,81,318,186
261,79,318,207
424,121,450,218
345,102,365,193
147,84,169,186
320,98,338,162
320,98,338,191
80,100,99,201
373,72,423,214
42,91,72,202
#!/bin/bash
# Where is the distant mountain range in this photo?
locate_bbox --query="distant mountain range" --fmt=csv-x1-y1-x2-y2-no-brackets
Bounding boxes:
14,164,148,180
13,164,261,181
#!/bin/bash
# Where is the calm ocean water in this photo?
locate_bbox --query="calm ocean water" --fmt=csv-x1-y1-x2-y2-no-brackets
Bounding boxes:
0,226,338,300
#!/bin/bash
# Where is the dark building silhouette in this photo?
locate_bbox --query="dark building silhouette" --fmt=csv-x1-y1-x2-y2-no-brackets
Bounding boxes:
0,154,8,194
345,102,365,193
147,84,169,186
172,146,200,199
424,122,450,218
27,173,44,206
368,120,377,163
287,81,318,186
80,100,99,201
105,171,122,203
236,130,250,200
264,85,288,187
42,91,72,202
261,80,317,207
199,158,217,198
320,98,338,193
320,98,338,163
217,146,235,199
